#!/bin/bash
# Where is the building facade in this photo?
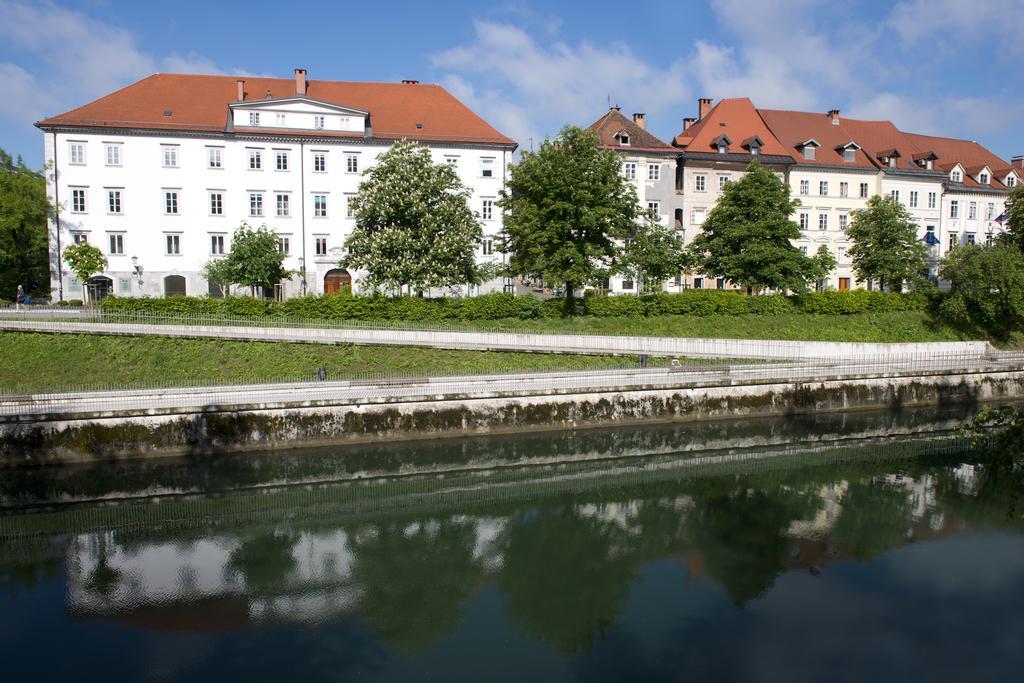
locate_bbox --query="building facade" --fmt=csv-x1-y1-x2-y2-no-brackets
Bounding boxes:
38,69,516,300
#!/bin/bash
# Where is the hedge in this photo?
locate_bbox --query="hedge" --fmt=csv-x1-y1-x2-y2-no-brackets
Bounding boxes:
98,290,933,321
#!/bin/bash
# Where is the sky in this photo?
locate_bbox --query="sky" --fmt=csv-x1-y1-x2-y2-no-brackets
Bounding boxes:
1,0,1022,168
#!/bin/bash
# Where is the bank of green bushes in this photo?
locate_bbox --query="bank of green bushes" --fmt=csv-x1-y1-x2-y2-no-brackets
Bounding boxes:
97,290,933,321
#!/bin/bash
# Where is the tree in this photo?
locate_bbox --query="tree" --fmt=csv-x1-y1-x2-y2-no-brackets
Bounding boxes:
202,258,234,297
691,160,819,293
811,244,838,289
845,195,929,292
224,222,287,296
342,139,484,294
0,149,52,299
939,243,1024,340
615,215,694,293
62,242,106,302
500,126,640,310
998,184,1024,252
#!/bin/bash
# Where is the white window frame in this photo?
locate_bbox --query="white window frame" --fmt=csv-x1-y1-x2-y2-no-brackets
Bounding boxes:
276,193,290,217
209,191,224,216
69,142,86,165
71,188,87,213
313,152,326,173
210,234,226,255
208,147,223,169
481,157,495,178
313,194,328,218
718,175,729,191
249,192,264,217
818,213,828,231
969,201,977,220
839,182,849,197
108,233,124,255
839,214,848,231
624,163,638,181
909,191,918,208
950,200,959,218
799,213,809,230
819,181,828,196
345,193,357,218
248,149,263,171
481,198,494,221
928,192,937,209
275,150,289,172
799,180,809,195
647,201,660,217
314,236,328,256
107,189,122,215
277,236,291,255
249,111,260,127
314,115,325,130
164,190,179,215
345,153,360,174
694,174,706,192
859,183,869,198
161,145,179,168
104,143,122,167
648,163,661,181
165,233,181,255
275,113,286,127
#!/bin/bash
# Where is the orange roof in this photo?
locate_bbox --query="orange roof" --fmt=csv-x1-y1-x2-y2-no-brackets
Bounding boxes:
36,73,516,147
673,98,790,157
758,109,880,169
588,108,675,151
903,131,1012,189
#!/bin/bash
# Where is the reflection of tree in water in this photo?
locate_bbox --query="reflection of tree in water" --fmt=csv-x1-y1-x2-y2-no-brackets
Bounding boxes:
347,518,483,652
497,504,641,654
687,486,822,606
227,529,300,594
84,533,122,601
829,481,912,560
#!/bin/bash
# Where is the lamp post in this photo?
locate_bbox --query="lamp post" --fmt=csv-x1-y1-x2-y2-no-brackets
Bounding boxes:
298,257,307,296
131,256,144,290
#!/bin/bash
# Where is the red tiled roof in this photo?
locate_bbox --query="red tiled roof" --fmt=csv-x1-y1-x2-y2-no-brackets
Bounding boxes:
758,109,878,169
674,98,790,156
588,108,675,151
36,73,516,147
903,131,1011,189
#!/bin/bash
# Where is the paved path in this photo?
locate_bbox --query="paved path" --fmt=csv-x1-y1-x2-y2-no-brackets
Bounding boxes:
3,356,1020,419
0,316,995,361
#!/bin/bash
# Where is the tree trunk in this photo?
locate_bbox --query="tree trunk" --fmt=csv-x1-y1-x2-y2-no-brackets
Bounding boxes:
563,281,577,316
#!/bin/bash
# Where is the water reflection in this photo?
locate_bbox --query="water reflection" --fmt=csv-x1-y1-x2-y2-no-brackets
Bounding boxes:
1,411,1023,680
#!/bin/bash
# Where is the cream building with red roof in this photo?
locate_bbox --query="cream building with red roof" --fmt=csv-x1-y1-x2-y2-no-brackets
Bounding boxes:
37,69,517,300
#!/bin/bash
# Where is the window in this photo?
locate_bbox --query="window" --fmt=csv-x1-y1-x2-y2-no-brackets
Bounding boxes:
928,191,937,209
345,153,359,173
949,232,959,250
979,172,989,185
799,213,809,230
619,134,630,146
987,203,995,221
444,155,459,168
276,193,290,217
209,192,223,215
694,174,706,192
249,192,264,217
71,188,87,213
799,180,809,195
837,245,847,262
249,112,260,126
819,181,828,196
950,200,959,218
315,237,328,256
482,198,494,220
275,150,289,171
818,213,828,231
839,182,849,197
966,232,976,245
482,240,494,255
314,115,325,129
165,234,181,255
69,142,85,165
624,163,638,180
909,191,918,208
481,158,495,178
105,144,122,166
803,146,816,160
248,150,262,170
839,214,849,231
108,233,124,255
648,201,660,216
107,189,122,214
276,113,286,127
843,148,856,162
717,143,727,154
717,278,725,290
346,194,357,218
718,175,729,190
622,279,634,290
859,182,869,198
313,194,328,217
891,190,900,203
162,146,178,168
693,277,703,289
72,232,88,244
648,163,661,181
164,191,179,215
969,201,977,220
1008,176,1017,188
951,169,962,182
986,232,994,247
208,147,223,169
313,152,326,172
799,245,809,255
210,234,225,255
692,208,706,225
277,236,290,255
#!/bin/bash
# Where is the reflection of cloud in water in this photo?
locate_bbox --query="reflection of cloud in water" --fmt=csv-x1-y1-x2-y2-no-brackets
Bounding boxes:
879,533,1024,595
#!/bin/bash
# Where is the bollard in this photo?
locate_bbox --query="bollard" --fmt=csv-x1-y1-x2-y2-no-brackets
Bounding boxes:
316,367,327,381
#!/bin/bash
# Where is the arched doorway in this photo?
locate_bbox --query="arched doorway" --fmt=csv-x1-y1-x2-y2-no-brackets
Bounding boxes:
323,269,352,294
164,275,187,297
87,275,113,302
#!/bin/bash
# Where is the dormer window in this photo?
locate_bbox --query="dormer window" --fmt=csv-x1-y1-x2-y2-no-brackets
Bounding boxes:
1008,176,1017,188
741,136,762,156
249,112,260,127
314,115,325,130
615,131,630,146
712,134,731,154
799,139,820,161
951,169,962,182
843,149,855,162
804,147,815,160
980,172,989,185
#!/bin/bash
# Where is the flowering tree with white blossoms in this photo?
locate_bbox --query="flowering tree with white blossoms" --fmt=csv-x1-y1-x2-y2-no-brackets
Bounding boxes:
342,139,487,294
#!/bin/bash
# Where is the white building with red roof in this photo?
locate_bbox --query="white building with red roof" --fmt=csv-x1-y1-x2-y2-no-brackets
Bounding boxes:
37,69,517,300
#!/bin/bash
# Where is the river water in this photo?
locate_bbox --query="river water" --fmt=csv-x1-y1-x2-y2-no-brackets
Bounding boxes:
1,406,1022,681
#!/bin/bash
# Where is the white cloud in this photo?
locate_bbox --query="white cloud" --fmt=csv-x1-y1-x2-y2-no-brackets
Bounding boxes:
888,0,1024,53
0,63,59,124
431,20,690,147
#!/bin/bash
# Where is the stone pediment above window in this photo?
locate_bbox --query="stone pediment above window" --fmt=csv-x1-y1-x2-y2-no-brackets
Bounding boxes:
230,96,369,134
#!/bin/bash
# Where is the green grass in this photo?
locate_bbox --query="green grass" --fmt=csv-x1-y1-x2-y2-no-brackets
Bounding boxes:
0,332,668,393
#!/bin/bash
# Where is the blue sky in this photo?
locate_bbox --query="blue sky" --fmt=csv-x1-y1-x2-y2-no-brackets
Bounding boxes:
2,0,1022,168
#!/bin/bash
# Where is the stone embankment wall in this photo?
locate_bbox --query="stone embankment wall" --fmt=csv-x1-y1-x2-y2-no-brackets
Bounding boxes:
2,368,1021,465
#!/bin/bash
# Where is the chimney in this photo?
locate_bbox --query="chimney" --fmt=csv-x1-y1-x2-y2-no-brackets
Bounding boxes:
236,79,245,101
683,117,696,131
1013,155,1024,170
401,79,419,84
632,112,646,129
611,104,621,112
828,109,840,125
295,68,307,96
698,98,712,120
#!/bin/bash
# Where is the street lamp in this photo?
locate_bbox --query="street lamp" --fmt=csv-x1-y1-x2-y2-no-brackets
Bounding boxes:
131,256,144,288
298,256,307,295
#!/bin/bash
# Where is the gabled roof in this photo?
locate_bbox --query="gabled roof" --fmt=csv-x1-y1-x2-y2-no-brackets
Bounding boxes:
673,98,790,157
588,108,675,151
758,109,879,168
36,73,516,147
903,131,1012,189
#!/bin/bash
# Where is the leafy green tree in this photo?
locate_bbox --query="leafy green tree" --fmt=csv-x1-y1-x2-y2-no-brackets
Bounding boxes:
615,215,694,293
692,160,819,293
62,242,106,302
343,139,484,294
998,184,1024,252
500,126,640,310
0,149,52,299
939,243,1024,340
227,530,299,595
202,258,234,297
846,195,929,292
811,244,838,289
225,222,288,296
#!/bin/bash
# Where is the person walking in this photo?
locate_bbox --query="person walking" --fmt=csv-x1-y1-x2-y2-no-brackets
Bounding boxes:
15,284,25,310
